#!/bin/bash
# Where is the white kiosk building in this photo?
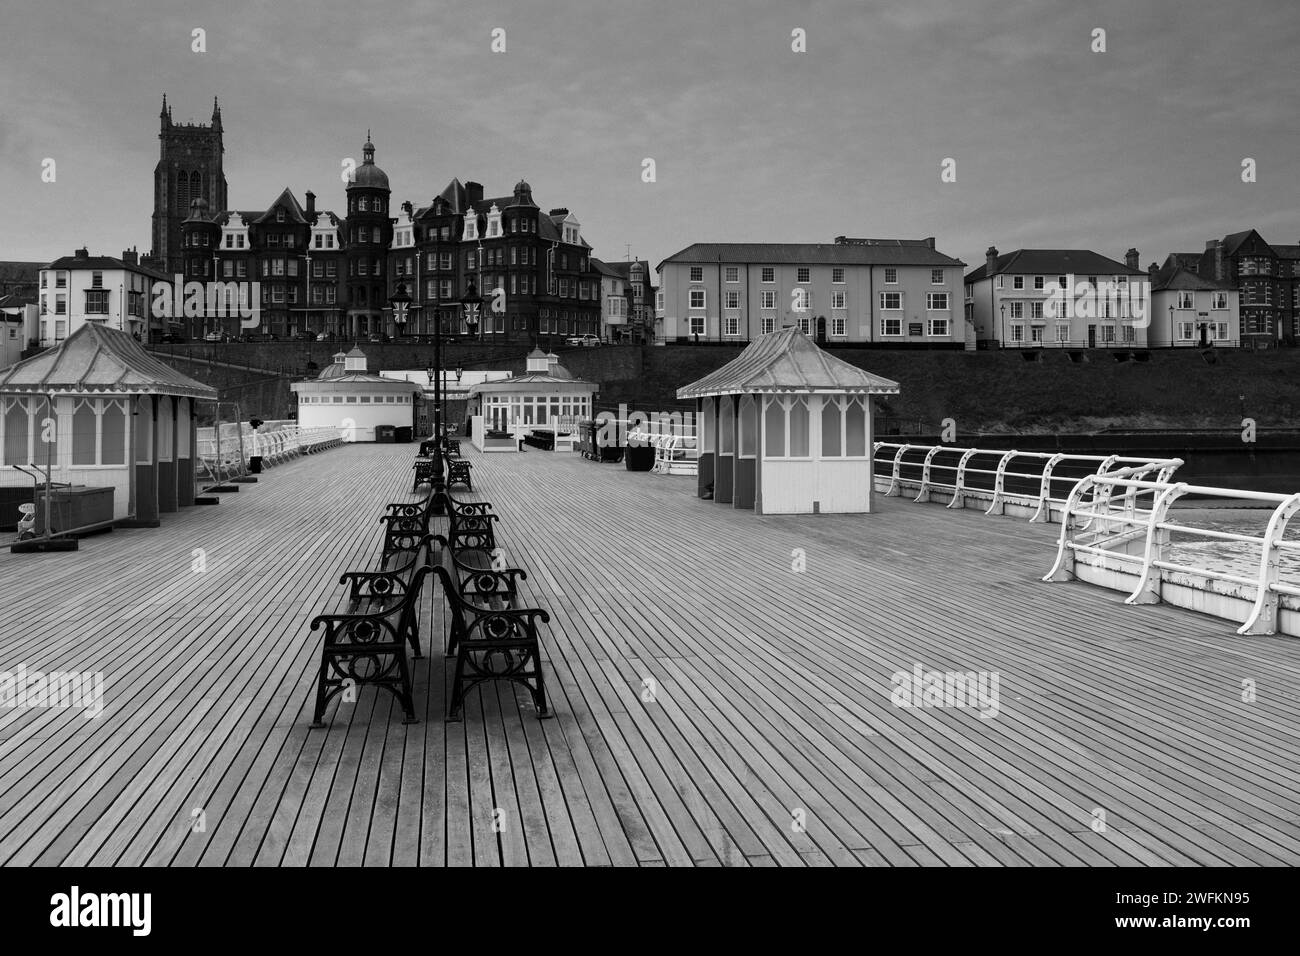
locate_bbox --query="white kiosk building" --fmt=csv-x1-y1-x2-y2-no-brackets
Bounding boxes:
678,328,899,514
291,347,419,442
467,349,596,451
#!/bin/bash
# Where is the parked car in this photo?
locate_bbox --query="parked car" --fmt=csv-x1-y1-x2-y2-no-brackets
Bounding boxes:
159,332,187,344
565,334,602,347
316,332,332,342
367,333,390,343
291,331,316,341
203,330,229,342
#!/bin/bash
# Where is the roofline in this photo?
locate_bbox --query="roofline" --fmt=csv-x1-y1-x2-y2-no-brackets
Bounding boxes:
677,385,901,399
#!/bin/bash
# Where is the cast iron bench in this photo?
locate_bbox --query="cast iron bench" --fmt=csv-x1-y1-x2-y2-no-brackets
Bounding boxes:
447,459,472,491
310,564,432,727
431,533,526,618
429,564,550,722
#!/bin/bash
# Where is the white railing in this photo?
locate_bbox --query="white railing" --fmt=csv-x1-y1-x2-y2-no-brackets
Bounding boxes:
1043,473,1300,636
872,442,1183,523
196,423,344,480
628,429,700,476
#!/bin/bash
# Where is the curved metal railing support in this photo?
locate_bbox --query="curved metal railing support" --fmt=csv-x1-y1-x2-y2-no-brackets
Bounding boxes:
984,450,1019,516
1042,474,1100,582
947,448,979,511
914,446,943,503
1238,492,1300,635
1030,453,1066,523
1125,482,1189,605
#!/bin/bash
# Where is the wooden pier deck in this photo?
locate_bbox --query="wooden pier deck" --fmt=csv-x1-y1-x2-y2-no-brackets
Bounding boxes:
1,443,1298,867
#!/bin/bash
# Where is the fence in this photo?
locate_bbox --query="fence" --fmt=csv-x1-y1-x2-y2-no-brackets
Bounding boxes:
1043,474,1300,636
627,428,700,475
195,420,343,485
872,442,1183,523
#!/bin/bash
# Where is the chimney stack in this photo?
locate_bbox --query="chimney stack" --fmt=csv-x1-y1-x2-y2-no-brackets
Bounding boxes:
466,182,484,205
305,190,316,218
1205,239,1225,280
121,248,138,265
75,247,89,260
1125,247,1139,271
985,246,998,276
924,236,936,249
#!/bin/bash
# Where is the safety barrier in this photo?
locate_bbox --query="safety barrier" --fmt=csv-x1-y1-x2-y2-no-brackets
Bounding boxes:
1043,474,1300,636
628,429,699,476
872,442,1183,523
197,423,343,480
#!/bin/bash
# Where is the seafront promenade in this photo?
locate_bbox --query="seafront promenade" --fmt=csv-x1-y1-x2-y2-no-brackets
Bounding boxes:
1,444,1298,866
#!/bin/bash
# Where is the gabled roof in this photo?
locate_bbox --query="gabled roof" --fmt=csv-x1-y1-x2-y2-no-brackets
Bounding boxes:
253,188,308,225
677,327,900,399
0,293,37,309
590,258,625,279
1271,244,1300,260
965,249,1143,283
1150,265,1232,292
1220,229,1273,257
661,242,962,273
0,323,217,398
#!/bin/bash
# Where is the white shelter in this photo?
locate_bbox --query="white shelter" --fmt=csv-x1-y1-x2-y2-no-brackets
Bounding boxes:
291,347,418,442
677,328,899,514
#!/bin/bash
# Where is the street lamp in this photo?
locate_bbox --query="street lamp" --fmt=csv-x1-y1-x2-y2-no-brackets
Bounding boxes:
1000,303,1006,349
1169,304,1174,348
455,364,464,383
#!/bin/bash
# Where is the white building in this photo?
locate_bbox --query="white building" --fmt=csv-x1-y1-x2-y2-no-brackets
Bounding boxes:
466,349,596,450
37,248,169,346
655,238,969,347
1146,258,1241,348
0,295,38,369
290,348,419,442
964,247,1151,348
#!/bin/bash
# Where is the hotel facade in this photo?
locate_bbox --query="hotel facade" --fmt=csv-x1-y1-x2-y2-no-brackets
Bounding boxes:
964,247,1151,349
655,238,970,348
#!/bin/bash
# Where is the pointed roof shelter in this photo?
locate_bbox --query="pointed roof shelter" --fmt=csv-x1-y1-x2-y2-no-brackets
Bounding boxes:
0,323,216,528
678,326,900,399
0,323,215,398
678,328,897,515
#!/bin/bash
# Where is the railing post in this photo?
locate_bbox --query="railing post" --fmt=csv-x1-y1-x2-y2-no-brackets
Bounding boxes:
1042,475,1099,582
885,444,912,497
984,450,1018,516
1030,453,1065,524
1126,482,1187,605
947,447,978,511
914,446,942,503
1238,492,1300,635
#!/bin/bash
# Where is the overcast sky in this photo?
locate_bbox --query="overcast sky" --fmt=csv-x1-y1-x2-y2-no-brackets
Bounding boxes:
2,0,1297,273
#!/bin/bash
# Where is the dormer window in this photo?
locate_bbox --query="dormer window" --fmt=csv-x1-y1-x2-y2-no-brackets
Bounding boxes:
486,204,502,238
276,208,285,223
463,215,479,241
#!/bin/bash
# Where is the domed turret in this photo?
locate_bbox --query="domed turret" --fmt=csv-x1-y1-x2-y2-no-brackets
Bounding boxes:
348,131,390,190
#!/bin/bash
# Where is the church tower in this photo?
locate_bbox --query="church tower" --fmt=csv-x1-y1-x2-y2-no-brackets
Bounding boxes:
151,95,228,274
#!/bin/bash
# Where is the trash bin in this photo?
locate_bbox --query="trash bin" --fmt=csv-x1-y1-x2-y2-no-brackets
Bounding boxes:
376,425,396,443
249,456,263,473
394,426,412,443
625,445,655,471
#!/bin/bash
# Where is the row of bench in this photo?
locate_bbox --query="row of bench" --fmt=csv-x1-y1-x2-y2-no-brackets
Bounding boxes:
308,446,551,726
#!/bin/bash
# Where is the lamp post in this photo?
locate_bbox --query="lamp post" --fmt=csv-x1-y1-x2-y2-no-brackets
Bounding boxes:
1000,302,1006,349
1169,304,1174,348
